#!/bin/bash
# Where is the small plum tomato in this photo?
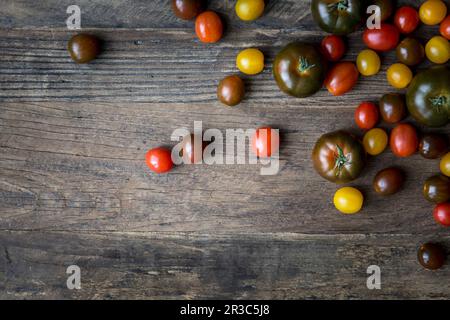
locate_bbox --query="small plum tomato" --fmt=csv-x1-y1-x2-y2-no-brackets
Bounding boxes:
425,36,450,64
195,11,223,43
251,127,280,158
394,6,420,34
386,63,412,89
440,152,450,177
354,101,379,130
235,0,265,21
440,15,450,39
236,48,264,75
389,123,418,157
333,187,364,214
433,203,450,226
363,128,388,156
321,35,346,62
145,147,174,173
419,0,447,25
356,49,381,76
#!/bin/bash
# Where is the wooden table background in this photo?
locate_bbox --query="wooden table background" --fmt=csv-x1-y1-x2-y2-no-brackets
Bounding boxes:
1,0,449,299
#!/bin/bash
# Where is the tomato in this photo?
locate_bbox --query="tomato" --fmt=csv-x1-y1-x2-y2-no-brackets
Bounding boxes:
195,11,223,43
172,0,204,20
406,66,450,127
373,167,404,196
362,23,400,52
182,133,206,164
145,147,174,173
396,37,424,66
379,93,406,123
419,0,447,25
321,35,346,62
311,0,364,35
440,15,450,39
363,128,388,156
419,133,448,159
324,62,359,96
440,152,450,176
273,43,326,98
235,0,265,21
417,243,445,270
394,6,419,34
67,34,101,64
373,0,394,22
333,187,363,214
423,175,450,203
433,203,450,226
312,130,366,184
425,36,450,64
354,102,379,130
389,123,418,157
386,63,412,89
251,127,280,158
217,75,245,106
237,48,264,75
356,49,381,76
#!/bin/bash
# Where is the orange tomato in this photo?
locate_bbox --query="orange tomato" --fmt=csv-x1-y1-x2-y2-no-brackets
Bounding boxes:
195,11,223,43
324,62,359,96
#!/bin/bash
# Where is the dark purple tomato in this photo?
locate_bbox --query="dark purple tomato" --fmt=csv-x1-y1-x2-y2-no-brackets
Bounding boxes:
379,93,406,123
417,243,446,270
373,167,405,195
419,133,448,159
217,75,245,106
68,34,101,63
396,37,425,66
423,175,450,203
172,0,204,20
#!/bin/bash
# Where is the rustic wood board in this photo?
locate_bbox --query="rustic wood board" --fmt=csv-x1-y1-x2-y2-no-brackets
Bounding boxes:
0,0,449,299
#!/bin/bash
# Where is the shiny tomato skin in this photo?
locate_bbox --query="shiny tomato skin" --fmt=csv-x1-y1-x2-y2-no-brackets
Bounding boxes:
321,35,346,62
433,203,450,226
363,128,388,156
423,175,450,203
145,147,174,173
379,93,406,123
195,11,223,43
419,0,447,25
324,62,359,96
373,167,405,196
389,123,418,157
172,0,204,20
440,15,450,39
354,102,379,130
419,133,448,159
217,75,245,106
363,23,400,52
251,127,280,158
394,6,420,34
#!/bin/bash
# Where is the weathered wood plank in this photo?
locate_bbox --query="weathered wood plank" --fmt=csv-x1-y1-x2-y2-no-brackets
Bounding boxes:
1,231,449,299
1,101,449,234
0,24,440,103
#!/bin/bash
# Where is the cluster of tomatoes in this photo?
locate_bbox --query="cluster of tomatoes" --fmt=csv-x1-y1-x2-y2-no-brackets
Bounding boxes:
309,0,450,270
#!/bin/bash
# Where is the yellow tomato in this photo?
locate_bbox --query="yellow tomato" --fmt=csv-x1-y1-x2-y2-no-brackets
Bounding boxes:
419,0,447,25
235,0,265,21
236,48,264,75
356,49,381,76
440,152,450,177
333,187,364,214
425,36,450,64
386,63,413,89
363,128,388,156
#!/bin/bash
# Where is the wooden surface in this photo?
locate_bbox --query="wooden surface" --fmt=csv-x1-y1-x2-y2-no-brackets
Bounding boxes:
1,0,449,299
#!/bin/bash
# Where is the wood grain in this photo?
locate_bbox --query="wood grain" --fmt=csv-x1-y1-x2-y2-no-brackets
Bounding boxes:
1,0,449,299
1,231,449,299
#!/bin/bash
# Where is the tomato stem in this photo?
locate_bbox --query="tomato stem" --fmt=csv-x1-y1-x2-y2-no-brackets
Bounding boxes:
334,145,349,174
429,96,447,112
298,57,315,73
328,0,349,11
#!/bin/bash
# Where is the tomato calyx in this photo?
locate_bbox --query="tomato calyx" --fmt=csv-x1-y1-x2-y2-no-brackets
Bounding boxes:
334,144,350,174
298,57,316,73
429,95,447,112
328,0,349,12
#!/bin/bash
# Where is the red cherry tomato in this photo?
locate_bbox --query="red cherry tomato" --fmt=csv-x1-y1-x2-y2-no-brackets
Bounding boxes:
433,203,450,226
354,102,379,130
389,123,418,157
145,147,174,173
195,11,223,43
394,6,420,34
251,127,280,158
363,23,400,51
324,62,359,96
321,35,346,62
440,15,450,40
